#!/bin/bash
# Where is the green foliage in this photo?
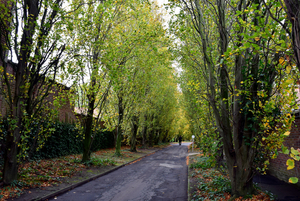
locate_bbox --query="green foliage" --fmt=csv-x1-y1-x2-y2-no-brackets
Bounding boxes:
286,159,295,170
0,119,9,165
82,157,116,167
190,156,216,170
29,122,82,160
91,130,115,152
283,147,300,183
289,177,299,184
168,0,298,195
22,122,114,160
191,170,231,201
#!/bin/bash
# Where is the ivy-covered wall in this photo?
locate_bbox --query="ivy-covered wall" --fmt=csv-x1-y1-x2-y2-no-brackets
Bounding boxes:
269,117,300,187
0,121,114,162
30,122,115,160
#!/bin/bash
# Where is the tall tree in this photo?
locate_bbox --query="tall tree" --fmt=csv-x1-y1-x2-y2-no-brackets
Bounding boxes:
105,2,173,156
0,0,68,184
171,0,295,197
65,0,124,162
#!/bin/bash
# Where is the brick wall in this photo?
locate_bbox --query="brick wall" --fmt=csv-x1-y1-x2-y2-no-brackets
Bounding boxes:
0,62,15,117
0,61,106,129
75,109,106,129
0,61,76,123
44,83,77,123
0,0,12,58
0,0,8,41
0,1,78,124
57,95,76,123
0,1,105,131
269,117,300,186
0,0,78,124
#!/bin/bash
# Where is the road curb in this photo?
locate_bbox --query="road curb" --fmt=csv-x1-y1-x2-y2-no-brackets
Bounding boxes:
31,147,168,201
187,144,191,201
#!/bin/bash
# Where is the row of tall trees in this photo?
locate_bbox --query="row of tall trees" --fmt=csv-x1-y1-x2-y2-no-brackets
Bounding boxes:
170,0,299,198
0,0,179,185
62,0,178,158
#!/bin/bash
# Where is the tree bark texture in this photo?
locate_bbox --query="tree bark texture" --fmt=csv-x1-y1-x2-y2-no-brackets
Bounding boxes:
130,116,138,152
142,115,147,147
3,0,39,184
115,95,124,156
82,89,95,163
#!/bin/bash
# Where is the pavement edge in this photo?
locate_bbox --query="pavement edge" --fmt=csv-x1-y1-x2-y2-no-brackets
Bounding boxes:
31,146,169,201
187,144,191,201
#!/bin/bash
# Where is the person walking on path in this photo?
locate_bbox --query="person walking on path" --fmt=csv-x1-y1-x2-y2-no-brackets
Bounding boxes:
179,136,182,145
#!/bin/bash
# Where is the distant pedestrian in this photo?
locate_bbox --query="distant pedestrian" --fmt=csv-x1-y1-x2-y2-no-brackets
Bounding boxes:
179,136,182,145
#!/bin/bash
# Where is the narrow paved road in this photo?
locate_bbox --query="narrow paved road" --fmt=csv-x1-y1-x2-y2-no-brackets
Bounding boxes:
49,143,190,201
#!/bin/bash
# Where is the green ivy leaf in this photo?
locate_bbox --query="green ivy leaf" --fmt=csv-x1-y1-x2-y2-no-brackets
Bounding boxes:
291,147,300,156
289,177,298,184
282,145,289,155
287,159,295,170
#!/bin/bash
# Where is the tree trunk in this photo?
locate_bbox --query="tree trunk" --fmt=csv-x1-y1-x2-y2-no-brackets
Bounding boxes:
3,0,40,184
3,41,26,185
82,90,95,163
216,140,224,167
148,115,154,147
115,95,123,156
227,125,256,196
148,130,153,147
3,127,19,184
193,0,256,196
142,115,147,147
216,0,227,169
130,116,138,152
3,62,23,184
81,65,97,162
158,131,162,144
162,131,168,143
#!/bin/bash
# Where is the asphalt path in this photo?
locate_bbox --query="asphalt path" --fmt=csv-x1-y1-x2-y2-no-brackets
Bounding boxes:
49,142,191,201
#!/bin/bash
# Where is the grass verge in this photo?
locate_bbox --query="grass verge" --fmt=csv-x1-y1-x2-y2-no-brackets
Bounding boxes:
188,148,274,201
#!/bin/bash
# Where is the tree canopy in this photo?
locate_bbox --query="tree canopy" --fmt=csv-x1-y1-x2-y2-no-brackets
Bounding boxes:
1,0,300,196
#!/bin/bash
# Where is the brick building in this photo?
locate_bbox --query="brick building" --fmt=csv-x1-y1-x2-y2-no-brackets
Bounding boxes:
0,0,76,123
0,61,76,123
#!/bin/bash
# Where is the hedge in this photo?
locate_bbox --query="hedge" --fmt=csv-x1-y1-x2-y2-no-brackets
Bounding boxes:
0,121,115,162
31,122,115,159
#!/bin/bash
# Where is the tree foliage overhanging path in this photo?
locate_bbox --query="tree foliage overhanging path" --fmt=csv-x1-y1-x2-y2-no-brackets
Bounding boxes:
169,0,300,198
2,0,300,198
0,0,179,185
